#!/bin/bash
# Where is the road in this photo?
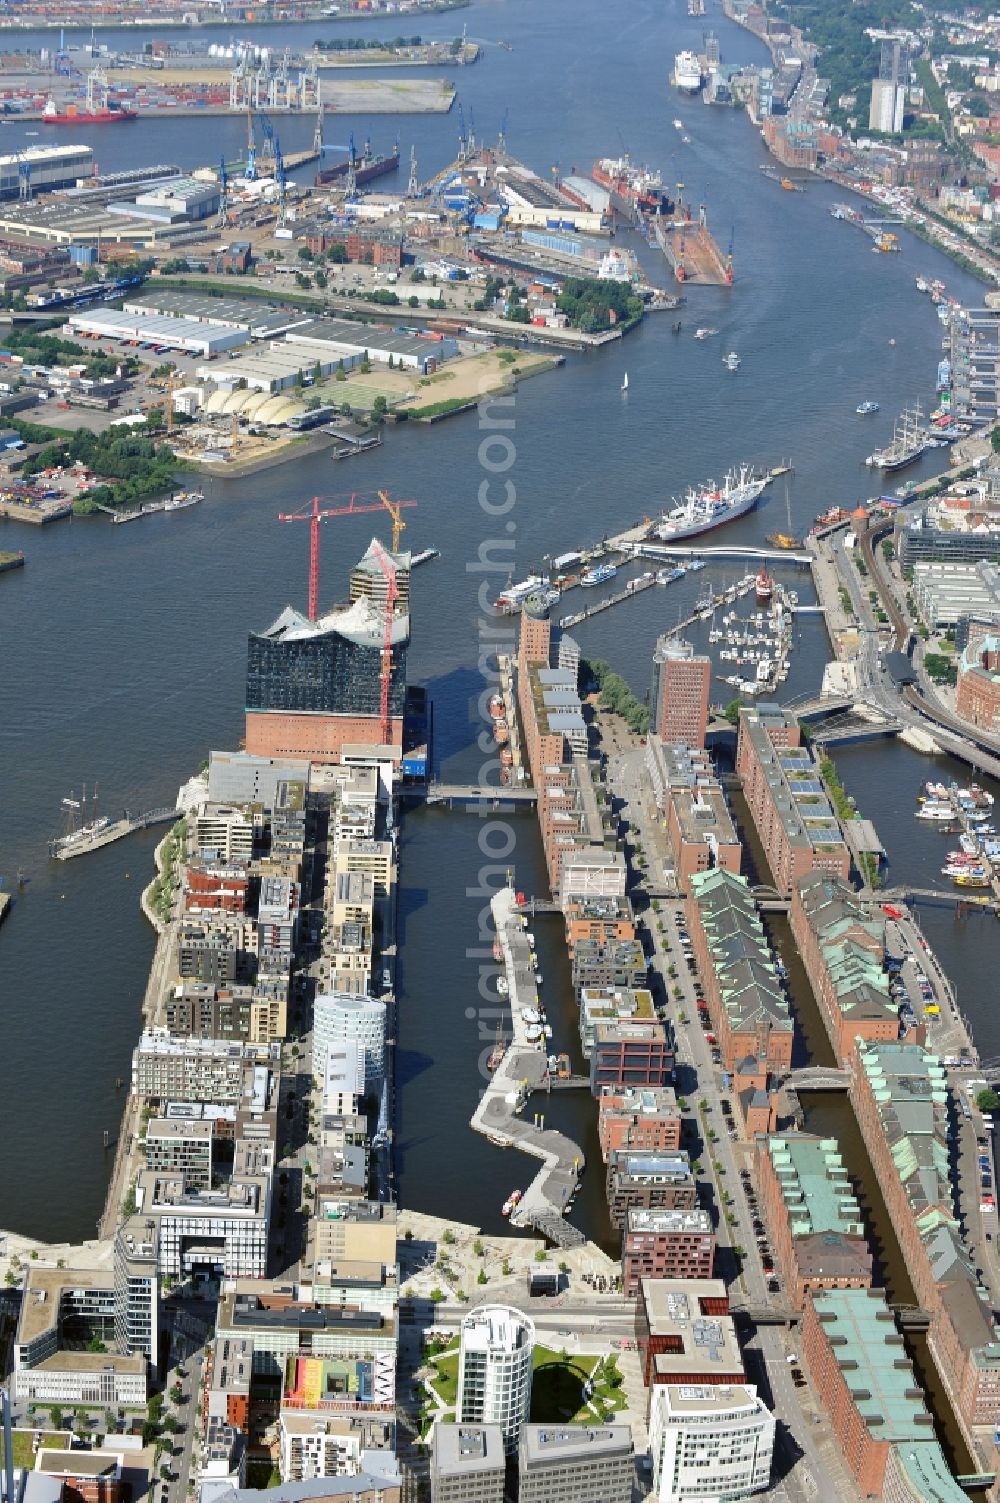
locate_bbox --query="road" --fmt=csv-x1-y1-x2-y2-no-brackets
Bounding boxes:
598,718,859,1503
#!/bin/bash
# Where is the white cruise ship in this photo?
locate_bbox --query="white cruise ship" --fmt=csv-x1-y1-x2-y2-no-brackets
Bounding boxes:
674,50,703,93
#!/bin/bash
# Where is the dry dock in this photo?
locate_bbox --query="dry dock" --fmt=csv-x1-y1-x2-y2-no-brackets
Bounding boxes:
471,886,585,1248
654,209,733,285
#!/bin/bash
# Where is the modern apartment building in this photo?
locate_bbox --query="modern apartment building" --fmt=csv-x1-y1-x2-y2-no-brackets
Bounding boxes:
736,706,850,893
135,1169,271,1280
597,1086,682,1160
650,637,710,749
456,1306,535,1452
131,1035,280,1105
621,1208,715,1295
313,992,387,1088
144,1117,214,1189
648,1384,774,1503
113,1216,160,1370
754,1133,872,1309
646,738,742,887
606,1151,697,1229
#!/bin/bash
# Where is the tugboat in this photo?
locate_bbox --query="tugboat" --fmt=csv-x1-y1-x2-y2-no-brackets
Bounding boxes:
501,1188,523,1217
755,568,774,603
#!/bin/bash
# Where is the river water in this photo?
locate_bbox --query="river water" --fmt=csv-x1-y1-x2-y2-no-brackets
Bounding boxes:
1,0,998,1251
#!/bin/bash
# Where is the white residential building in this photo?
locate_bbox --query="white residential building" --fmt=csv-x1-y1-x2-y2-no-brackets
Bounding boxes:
649,1384,774,1503
456,1305,535,1453
314,992,387,1087
136,1170,270,1279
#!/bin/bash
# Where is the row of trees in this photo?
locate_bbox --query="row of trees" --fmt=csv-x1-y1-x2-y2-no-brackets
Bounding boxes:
586,657,650,735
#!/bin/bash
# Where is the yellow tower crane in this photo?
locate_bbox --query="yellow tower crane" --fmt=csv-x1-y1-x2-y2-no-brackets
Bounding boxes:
379,488,410,553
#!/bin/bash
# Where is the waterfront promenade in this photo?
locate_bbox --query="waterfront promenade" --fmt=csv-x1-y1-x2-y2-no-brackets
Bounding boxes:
471,886,586,1248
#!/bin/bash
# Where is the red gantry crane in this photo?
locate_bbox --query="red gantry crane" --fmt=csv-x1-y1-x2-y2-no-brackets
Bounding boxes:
278,492,416,621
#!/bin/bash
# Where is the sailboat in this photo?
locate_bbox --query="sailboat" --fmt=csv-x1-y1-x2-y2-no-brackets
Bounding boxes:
621,372,629,393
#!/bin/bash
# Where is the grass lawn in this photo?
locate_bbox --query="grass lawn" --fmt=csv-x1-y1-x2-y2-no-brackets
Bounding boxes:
12,1433,60,1468
431,1352,460,1407
429,1342,625,1424
530,1348,625,1423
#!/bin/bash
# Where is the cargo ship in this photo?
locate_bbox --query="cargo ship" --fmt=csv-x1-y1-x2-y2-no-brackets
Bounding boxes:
315,142,400,189
591,155,672,217
41,100,136,124
654,465,768,543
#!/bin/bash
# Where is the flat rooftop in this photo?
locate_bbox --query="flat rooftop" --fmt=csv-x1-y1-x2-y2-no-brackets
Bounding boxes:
520,1424,632,1464
19,1267,111,1345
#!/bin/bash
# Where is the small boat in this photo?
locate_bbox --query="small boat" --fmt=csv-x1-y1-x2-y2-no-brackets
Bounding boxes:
502,1189,523,1217
723,351,741,371
915,276,930,293
497,975,509,995
856,401,879,415
488,694,505,719
693,327,718,340
915,802,955,821
621,371,629,393
673,118,684,129
580,563,617,587
755,568,773,602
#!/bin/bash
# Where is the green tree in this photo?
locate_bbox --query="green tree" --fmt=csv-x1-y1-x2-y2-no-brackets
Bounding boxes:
977,1088,1000,1112
372,394,388,423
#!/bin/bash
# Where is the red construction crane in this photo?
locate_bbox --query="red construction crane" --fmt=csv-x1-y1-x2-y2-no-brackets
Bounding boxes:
278,493,416,621
368,538,399,746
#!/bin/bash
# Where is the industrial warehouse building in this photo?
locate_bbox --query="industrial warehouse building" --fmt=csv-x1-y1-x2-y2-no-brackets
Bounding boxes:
123,289,308,339
0,143,93,198
285,317,458,372
195,344,346,394
68,306,249,357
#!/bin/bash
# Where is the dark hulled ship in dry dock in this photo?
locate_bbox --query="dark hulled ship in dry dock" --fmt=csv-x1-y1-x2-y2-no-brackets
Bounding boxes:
316,137,401,189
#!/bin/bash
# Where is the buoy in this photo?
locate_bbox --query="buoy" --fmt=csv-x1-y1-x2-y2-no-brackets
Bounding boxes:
60,894,65,900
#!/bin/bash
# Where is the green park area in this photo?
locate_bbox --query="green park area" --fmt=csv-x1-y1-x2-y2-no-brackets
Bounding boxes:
427,1342,626,1425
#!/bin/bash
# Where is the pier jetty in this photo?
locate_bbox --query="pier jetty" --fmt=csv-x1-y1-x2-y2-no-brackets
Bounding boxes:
471,886,585,1248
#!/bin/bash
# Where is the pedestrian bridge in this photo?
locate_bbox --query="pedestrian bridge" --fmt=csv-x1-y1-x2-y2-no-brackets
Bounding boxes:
422,782,538,806
784,1067,851,1092
629,542,812,566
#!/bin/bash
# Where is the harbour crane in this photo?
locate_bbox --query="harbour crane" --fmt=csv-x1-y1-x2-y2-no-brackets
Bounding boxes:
497,107,509,154
369,538,400,747
466,106,476,157
278,493,416,622
456,101,468,162
245,108,257,181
